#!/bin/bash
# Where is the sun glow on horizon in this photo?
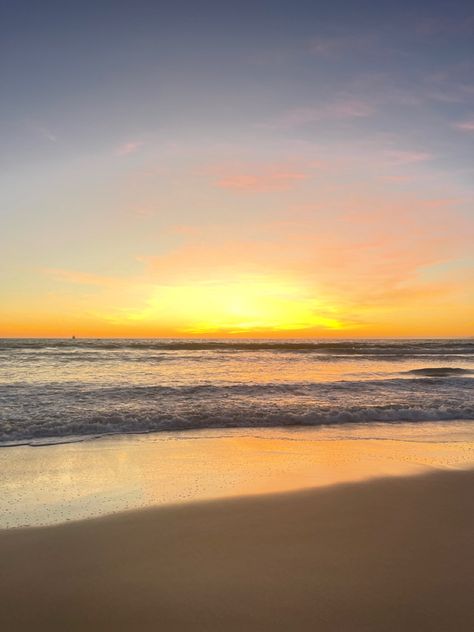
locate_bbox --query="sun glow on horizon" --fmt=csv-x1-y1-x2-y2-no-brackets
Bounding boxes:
1,3,473,339
102,278,347,336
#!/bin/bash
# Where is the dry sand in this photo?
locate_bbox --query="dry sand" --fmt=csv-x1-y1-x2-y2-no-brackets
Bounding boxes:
1,469,473,631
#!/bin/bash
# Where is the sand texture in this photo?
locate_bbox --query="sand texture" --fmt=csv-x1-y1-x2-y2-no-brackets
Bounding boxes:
1,469,473,631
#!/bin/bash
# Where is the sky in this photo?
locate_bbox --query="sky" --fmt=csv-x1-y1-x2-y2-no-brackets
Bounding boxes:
1,0,473,338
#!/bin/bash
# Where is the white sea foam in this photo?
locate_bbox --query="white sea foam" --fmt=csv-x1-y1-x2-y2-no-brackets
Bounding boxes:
0,338,472,445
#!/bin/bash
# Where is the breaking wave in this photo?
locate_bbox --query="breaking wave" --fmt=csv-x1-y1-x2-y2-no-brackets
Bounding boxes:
1,338,472,445
405,367,473,377
2,404,473,447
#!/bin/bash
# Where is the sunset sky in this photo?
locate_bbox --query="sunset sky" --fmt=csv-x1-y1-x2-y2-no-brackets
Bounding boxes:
1,0,473,338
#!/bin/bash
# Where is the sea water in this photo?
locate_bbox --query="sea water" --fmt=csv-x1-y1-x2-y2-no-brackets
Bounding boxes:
0,338,473,446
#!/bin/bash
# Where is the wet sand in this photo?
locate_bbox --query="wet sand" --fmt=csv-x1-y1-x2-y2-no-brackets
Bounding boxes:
2,421,473,528
1,469,473,631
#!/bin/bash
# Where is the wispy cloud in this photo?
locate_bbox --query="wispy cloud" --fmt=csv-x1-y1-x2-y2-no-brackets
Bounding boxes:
38,127,57,142
217,168,308,192
27,120,57,142
380,175,413,183
309,34,376,56
142,192,472,296
39,189,473,337
416,16,474,37
383,150,433,165
263,99,374,129
452,118,474,132
116,140,144,156
43,268,124,288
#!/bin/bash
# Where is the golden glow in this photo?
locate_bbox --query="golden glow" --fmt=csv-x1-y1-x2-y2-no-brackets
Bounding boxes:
2,189,472,339
104,279,346,335
2,268,473,338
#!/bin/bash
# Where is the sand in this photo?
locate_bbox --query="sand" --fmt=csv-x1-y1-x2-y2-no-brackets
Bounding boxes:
2,421,473,528
1,468,473,631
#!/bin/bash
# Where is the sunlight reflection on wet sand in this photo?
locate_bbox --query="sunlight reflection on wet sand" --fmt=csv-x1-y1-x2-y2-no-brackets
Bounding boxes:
1,421,473,528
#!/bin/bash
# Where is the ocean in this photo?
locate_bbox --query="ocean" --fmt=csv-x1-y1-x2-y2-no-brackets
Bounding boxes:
0,338,473,446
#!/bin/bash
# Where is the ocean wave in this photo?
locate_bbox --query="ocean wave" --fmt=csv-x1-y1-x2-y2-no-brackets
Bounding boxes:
1,338,472,446
1,404,473,446
1,338,473,356
88,375,474,398
405,367,473,377
3,376,472,401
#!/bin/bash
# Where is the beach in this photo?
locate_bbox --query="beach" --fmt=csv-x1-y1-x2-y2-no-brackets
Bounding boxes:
1,423,473,631
1,340,473,629
1,467,473,631
2,422,473,528
3,0,474,625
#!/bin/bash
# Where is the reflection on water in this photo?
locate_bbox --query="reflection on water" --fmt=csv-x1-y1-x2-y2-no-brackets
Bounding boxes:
1,421,473,528
1,339,473,443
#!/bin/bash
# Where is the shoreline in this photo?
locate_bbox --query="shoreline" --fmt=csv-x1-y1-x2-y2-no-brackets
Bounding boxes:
1,468,473,631
1,415,474,449
2,421,473,529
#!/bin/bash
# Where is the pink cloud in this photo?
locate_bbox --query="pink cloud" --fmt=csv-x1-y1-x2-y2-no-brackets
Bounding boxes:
42,189,473,335
116,140,144,156
452,118,474,132
140,193,472,308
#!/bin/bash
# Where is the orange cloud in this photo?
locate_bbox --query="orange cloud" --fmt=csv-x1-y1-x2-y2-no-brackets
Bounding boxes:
26,186,472,338
144,192,473,317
